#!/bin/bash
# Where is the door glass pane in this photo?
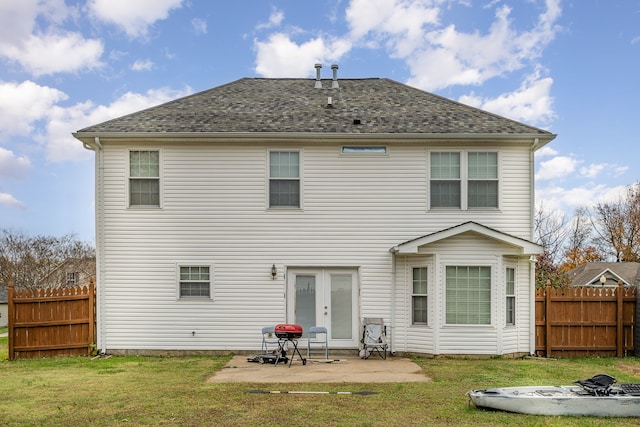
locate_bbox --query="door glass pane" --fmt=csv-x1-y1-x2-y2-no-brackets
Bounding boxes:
295,275,316,338
330,274,352,339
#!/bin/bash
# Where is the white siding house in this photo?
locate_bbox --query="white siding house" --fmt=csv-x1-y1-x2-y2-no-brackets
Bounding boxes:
73,72,555,356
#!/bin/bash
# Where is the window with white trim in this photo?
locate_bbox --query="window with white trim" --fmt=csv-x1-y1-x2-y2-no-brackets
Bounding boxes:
129,150,160,207
430,151,498,209
506,267,515,326
445,266,491,325
66,272,78,285
269,151,300,208
179,266,211,298
412,267,428,325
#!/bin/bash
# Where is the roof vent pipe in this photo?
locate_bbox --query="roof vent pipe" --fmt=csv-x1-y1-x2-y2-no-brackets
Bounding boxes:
331,64,339,89
315,63,322,89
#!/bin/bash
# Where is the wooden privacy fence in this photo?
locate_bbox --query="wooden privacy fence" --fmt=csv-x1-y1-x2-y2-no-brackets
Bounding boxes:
7,279,95,360
535,283,636,358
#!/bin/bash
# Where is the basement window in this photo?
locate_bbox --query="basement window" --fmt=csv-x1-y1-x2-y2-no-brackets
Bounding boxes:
341,146,387,155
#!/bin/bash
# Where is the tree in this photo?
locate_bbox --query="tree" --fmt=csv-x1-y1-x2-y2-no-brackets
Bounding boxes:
0,229,95,289
534,203,568,264
560,207,603,270
535,251,570,288
591,182,640,262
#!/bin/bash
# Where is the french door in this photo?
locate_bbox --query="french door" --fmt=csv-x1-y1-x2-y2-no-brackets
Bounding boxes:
286,268,359,348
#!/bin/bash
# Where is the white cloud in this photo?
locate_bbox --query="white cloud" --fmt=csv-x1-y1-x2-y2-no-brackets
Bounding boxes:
579,163,628,179
0,147,31,179
254,33,351,77
191,18,207,35
536,183,628,212
535,146,558,158
0,80,67,137
0,192,26,210
131,59,155,71
405,1,562,91
88,0,184,38
0,1,103,76
256,9,284,30
458,68,555,125
535,155,579,181
45,86,193,162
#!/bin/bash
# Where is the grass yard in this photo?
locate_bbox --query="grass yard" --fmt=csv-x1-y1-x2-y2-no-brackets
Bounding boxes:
1,337,639,426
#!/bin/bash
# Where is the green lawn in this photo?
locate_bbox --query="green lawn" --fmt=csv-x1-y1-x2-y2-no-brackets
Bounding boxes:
1,339,639,426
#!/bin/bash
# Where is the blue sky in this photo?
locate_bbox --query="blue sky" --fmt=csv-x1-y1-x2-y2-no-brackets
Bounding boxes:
0,0,638,244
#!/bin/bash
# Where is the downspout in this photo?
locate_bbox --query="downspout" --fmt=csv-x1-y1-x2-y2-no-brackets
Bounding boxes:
390,248,396,355
86,136,106,354
529,138,539,356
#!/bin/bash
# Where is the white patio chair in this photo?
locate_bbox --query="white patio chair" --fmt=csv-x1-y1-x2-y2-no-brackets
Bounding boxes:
306,326,328,359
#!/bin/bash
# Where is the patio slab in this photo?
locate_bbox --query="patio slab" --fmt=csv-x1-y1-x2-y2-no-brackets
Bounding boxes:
207,354,430,383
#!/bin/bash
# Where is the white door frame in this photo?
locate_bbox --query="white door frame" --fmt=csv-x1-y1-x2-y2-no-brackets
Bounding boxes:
286,267,359,348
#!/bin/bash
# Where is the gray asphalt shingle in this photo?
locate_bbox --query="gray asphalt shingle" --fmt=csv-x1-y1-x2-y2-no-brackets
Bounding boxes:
77,78,553,136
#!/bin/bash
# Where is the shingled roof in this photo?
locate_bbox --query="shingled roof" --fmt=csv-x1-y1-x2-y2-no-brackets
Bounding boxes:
567,262,640,287
76,78,555,139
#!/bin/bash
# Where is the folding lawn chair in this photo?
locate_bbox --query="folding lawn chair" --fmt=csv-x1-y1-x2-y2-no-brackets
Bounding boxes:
361,317,388,359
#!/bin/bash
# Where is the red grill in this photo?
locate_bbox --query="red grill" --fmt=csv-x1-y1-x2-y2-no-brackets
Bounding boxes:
274,323,303,340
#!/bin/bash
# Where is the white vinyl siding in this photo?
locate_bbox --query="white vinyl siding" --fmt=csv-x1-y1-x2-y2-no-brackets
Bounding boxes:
96,140,535,354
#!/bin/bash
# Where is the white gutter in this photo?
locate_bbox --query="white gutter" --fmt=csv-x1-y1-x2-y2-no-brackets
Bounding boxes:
72,131,557,145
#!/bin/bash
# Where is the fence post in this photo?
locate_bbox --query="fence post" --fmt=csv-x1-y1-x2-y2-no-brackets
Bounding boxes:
616,280,623,357
7,281,14,360
545,280,552,357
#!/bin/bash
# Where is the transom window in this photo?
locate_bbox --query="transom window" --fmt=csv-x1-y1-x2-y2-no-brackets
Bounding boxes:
269,151,300,208
412,267,428,325
506,267,515,326
179,266,211,298
129,150,160,207
445,266,491,325
430,151,498,209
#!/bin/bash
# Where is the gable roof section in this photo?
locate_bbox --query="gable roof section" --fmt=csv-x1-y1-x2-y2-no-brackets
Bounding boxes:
390,221,543,255
74,78,555,145
567,262,640,287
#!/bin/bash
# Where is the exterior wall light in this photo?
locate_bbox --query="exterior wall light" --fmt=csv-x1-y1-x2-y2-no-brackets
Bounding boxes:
271,264,277,280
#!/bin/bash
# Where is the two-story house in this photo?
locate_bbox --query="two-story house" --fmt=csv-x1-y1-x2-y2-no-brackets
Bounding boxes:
73,66,555,356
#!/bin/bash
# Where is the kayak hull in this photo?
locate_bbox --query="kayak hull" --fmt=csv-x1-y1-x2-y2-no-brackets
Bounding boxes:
468,385,640,417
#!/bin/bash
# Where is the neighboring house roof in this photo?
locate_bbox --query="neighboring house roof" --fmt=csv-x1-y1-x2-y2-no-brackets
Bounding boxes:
567,262,640,287
0,283,7,304
37,258,96,288
390,221,544,255
74,77,555,143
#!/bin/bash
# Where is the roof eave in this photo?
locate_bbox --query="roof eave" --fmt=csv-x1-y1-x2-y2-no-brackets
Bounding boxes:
73,131,556,146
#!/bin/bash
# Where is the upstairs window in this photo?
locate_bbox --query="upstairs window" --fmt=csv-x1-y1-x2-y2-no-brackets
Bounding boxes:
430,152,461,208
269,151,300,208
468,152,498,208
129,150,160,207
430,151,498,209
